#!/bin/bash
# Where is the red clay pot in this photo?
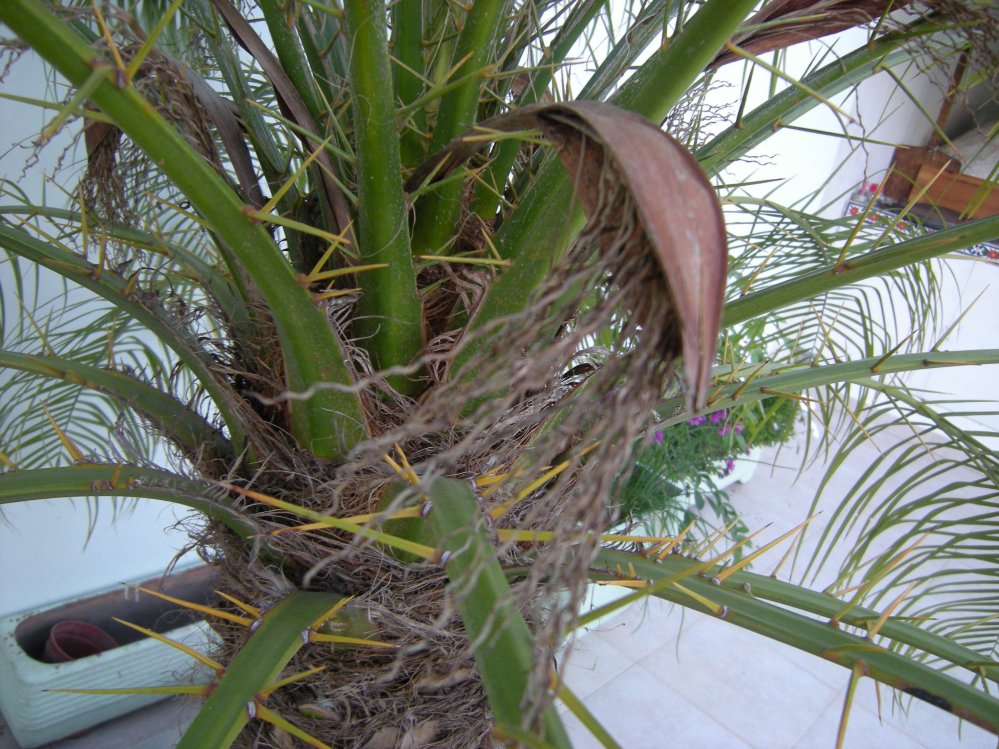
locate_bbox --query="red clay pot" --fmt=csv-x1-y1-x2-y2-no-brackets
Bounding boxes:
42,620,118,662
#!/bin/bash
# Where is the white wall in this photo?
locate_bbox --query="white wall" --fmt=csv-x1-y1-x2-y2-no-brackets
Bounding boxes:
0,52,196,617
713,29,998,437
815,44,999,437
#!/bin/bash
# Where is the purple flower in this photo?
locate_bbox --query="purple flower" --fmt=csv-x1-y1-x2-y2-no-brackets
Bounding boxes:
709,409,727,424
687,415,707,427
723,458,736,476
734,421,744,435
654,430,664,444
717,426,728,437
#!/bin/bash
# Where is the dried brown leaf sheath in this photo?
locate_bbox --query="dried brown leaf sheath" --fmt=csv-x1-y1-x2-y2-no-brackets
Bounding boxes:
409,101,727,409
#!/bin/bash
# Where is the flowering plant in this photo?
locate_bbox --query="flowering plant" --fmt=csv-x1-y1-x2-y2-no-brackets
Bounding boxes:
680,408,745,478
617,396,800,541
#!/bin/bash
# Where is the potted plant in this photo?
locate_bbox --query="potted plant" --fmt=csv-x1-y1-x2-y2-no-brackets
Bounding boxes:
1,1,998,746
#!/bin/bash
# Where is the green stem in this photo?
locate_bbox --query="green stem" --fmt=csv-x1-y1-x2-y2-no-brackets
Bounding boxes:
591,552,999,686
656,349,999,425
193,4,316,275
257,0,324,124
609,0,757,122
450,174,580,379
471,0,607,219
392,0,427,168
724,215,999,326
177,590,341,749
576,0,670,102
428,479,571,747
0,0,368,459
595,550,999,733
343,0,423,393
0,464,255,539
191,0,293,185
411,0,507,254
296,9,338,109
0,351,231,461
696,15,945,174
723,560,999,685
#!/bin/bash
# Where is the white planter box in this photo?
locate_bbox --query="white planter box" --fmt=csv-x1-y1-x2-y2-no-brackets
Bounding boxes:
0,565,218,748
711,447,762,491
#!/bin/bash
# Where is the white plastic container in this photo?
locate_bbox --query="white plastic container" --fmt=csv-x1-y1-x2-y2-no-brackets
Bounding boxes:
0,565,217,748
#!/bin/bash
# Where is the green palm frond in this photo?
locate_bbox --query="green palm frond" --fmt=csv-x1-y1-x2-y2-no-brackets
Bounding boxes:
0,274,168,465
803,384,999,667
2,0,998,745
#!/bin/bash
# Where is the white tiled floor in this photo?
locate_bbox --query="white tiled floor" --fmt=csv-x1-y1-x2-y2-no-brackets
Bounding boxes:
2,441,996,748
559,438,998,748
561,599,995,748
0,699,198,749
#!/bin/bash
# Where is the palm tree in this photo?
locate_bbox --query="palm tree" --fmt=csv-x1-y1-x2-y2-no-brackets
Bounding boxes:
1,0,998,746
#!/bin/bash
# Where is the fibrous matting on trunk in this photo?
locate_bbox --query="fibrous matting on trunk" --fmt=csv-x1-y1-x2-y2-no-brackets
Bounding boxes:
217,196,680,746
61,51,725,742
208,104,725,748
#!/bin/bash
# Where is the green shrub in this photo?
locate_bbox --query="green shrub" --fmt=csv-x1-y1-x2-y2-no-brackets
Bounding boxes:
618,397,800,541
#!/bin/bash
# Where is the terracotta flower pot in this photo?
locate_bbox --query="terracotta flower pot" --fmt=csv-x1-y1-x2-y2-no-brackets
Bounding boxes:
42,620,118,663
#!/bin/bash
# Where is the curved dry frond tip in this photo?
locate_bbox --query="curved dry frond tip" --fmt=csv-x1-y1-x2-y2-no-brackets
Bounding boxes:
408,101,728,409
711,0,919,68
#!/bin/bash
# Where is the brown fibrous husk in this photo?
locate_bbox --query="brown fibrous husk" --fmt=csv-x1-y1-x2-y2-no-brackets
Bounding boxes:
66,21,688,748
201,144,681,747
